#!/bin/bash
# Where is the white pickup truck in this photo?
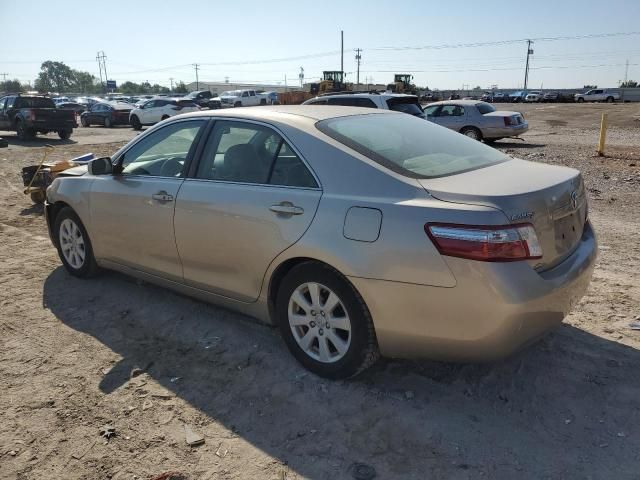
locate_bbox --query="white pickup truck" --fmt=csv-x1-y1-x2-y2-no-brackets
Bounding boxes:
574,89,620,103
219,89,269,107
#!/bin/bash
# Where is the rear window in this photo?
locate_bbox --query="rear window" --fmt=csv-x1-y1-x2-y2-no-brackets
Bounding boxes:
327,97,377,108
15,97,56,108
177,100,198,107
386,97,425,117
476,102,496,114
316,113,507,179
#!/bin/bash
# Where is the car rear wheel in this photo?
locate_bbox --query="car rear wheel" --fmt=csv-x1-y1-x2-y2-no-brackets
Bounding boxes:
81,116,90,127
54,207,99,278
461,126,482,141
58,129,72,140
104,116,112,128
606,96,614,103
276,262,379,379
234,101,242,107
130,115,142,130
577,97,584,103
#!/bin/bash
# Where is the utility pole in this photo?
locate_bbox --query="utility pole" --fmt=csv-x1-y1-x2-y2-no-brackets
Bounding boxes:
96,51,108,93
0,73,8,82
169,77,174,92
354,48,362,87
299,67,304,88
523,40,533,91
193,64,200,90
340,30,344,73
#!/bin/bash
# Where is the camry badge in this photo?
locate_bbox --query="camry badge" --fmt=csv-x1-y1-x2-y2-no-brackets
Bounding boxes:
511,211,534,221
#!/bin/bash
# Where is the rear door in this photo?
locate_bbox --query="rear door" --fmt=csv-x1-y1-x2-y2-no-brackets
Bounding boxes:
0,97,10,129
431,104,466,130
89,119,207,280
174,119,322,301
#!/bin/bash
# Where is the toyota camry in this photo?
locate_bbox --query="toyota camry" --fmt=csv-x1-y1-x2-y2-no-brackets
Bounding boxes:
44,106,597,378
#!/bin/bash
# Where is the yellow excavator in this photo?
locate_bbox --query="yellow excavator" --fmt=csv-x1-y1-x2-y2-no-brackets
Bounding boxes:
386,74,417,94
310,71,351,95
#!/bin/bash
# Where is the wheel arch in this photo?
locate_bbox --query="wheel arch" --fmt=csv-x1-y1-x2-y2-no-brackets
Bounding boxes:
47,200,73,247
267,257,350,320
459,125,483,139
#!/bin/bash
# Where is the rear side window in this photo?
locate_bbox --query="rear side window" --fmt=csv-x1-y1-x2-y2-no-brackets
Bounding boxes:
14,97,56,108
317,113,507,179
328,97,377,108
177,100,198,107
307,99,328,105
196,121,317,188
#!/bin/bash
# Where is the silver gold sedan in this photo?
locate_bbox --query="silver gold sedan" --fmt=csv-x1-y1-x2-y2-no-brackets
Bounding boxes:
45,106,596,379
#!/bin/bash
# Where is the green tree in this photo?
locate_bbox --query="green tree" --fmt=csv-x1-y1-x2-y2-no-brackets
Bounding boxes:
119,81,141,94
34,61,76,92
0,79,23,93
621,80,638,88
174,81,188,93
72,71,100,94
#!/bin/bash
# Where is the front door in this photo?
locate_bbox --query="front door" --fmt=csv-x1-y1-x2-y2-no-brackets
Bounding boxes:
174,120,322,301
89,119,207,281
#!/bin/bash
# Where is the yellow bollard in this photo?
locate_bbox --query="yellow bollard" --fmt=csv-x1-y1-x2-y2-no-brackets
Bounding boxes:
596,113,608,156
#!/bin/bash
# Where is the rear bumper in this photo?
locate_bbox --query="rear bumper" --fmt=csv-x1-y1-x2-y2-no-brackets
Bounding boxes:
349,221,597,361
483,122,529,139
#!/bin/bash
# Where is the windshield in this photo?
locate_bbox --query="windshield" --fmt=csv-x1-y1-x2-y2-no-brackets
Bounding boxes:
386,97,425,118
476,102,496,114
316,113,507,179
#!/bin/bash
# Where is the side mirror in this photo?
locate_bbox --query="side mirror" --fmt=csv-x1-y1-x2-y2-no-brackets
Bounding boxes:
88,157,113,175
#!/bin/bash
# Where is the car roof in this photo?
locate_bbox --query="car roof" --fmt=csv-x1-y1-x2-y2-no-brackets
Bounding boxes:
316,92,417,100
176,105,394,123
426,99,484,107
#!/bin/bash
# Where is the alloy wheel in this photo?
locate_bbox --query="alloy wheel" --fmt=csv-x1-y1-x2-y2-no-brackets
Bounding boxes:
59,218,86,269
288,282,352,363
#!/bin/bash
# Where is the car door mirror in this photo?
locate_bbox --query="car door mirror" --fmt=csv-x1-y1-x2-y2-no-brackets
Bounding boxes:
88,157,113,175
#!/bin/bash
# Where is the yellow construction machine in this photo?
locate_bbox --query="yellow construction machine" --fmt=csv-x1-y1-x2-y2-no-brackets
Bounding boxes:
386,74,417,94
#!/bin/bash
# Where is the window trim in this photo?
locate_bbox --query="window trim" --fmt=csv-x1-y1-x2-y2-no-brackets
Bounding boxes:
185,117,322,190
111,117,209,179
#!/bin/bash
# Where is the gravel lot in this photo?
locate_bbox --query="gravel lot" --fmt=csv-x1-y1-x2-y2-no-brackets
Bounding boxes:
1,103,639,480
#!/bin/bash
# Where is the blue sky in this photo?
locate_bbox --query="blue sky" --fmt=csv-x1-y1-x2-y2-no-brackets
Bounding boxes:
1,0,639,90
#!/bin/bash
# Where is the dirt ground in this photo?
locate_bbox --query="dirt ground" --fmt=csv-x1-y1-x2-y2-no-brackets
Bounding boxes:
1,103,639,480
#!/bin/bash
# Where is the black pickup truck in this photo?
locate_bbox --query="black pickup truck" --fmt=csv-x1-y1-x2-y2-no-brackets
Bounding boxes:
0,94,77,140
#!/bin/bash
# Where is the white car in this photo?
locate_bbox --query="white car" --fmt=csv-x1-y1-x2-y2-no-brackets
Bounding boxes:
218,89,269,107
302,92,425,117
574,89,620,103
129,98,200,130
525,91,543,102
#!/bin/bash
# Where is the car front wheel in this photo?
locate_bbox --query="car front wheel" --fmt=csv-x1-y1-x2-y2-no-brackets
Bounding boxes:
276,262,379,379
54,207,99,278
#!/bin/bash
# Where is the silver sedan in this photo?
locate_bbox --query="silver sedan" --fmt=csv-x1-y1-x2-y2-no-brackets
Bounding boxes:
424,100,528,141
45,106,596,378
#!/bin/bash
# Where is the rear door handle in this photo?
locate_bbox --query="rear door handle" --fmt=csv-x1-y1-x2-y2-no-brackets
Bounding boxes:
270,203,304,216
152,191,174,202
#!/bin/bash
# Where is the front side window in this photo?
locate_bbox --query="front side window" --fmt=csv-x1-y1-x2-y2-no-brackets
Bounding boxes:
119,120,205,177
317,113,507,179
423,105,439,116
195,121,317,188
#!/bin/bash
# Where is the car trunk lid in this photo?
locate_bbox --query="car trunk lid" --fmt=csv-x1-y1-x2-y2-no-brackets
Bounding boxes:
419,158,587,271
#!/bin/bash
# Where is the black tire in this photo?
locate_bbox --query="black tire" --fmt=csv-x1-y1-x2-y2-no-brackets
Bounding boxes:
577,97,584,103
16,121,35,141
30,191,46,204
460,126,482,141
104,116,112,128
606,96,614,103
234,101,242,108
53,207,100,278
81,116,90,127
131,115,142,130
58,129,72,140
275,262,379,379
161,115,170,120
260,99,267,105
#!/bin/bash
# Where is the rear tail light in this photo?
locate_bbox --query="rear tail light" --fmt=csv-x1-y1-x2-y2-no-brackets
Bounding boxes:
425,223,543,262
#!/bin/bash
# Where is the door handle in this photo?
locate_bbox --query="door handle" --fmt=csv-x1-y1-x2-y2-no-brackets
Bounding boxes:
152,191,174,202
270,203,304,216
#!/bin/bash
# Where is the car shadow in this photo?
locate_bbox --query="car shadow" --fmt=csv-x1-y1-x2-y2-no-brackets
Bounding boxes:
490,141,546,149
19,202,44,216
43,267,640,478
0,133,77,147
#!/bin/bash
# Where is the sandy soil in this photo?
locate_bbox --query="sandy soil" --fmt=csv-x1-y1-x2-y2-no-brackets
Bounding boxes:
1,104,639,480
